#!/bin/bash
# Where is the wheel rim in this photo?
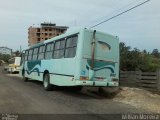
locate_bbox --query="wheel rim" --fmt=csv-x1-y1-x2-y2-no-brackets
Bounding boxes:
44,75,49,88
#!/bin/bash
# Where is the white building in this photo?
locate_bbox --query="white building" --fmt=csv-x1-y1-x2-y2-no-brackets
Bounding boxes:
0,47,12,55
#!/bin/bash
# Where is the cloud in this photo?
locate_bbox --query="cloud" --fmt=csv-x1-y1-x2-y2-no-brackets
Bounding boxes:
0,0,159,51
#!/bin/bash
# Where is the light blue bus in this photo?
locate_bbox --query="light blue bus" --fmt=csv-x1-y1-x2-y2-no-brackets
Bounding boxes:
20,28,119,91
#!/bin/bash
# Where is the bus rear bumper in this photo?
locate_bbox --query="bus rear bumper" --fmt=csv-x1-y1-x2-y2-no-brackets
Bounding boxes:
75,81,119,87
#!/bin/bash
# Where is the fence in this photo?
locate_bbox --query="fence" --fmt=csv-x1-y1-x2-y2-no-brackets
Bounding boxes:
120,70,160,93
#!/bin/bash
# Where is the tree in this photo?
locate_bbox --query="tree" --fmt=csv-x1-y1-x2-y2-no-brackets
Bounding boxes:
0,54,11,63
119,42,131,70
14,50,21,56
151,49,160,58
120,42,160,72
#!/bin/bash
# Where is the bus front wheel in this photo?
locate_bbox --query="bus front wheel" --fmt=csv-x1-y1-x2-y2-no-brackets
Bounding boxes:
43,73,52,91
22,70,28,82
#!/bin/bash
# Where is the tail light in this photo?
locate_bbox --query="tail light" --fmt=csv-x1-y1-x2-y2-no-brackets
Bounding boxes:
80,76,89,80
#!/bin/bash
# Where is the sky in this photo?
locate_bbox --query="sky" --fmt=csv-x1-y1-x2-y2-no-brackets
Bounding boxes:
0,0,159,52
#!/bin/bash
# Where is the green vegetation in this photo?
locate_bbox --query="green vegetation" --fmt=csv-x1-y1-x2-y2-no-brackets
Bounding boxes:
0,53,11,63
120,42,160,72
0,50,21,64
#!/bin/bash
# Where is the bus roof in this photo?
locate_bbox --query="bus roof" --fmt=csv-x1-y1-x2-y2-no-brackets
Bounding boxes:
29,28,118,49
29,41,44,49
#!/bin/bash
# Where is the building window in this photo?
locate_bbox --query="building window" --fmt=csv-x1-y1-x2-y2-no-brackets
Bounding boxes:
37,38,40,42
45,38,48,40
37,28,40,32
36,33,40,37
45,33,48,36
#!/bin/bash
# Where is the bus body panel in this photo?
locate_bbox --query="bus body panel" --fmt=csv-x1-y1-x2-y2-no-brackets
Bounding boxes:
24,57,77,86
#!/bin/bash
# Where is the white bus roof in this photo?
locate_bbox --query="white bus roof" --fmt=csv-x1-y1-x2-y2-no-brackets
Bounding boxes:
29,28,117,49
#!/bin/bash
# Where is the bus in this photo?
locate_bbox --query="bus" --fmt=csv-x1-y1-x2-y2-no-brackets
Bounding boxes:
20,28,119,91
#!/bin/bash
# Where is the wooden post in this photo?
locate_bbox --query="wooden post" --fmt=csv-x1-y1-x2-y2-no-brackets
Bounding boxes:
136,70,142,88
156,69,160,92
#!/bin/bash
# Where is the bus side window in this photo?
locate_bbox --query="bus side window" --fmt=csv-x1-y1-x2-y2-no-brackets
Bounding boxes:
53,39,65,59
25,50,29,61
38,45,45,60
45,42,54,59
32,47,39,60
65,35,78,58
28,49,33,61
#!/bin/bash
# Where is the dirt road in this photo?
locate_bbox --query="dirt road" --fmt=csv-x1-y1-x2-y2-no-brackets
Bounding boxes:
0,67,151,120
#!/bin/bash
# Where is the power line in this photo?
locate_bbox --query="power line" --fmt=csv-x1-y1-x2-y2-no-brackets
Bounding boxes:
92,0,142,24
89,0,151,29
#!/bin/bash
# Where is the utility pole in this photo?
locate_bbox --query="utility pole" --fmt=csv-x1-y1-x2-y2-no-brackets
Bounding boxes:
20,45,22,53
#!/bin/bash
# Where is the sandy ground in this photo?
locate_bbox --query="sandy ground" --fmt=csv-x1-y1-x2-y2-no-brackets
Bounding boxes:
113,87,160,113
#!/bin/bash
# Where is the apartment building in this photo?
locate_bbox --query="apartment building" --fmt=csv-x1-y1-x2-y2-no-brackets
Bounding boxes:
28,23,68,46
0,47,12,55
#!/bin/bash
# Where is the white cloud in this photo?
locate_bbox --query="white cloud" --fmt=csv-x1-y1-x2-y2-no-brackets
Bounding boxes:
0,0,159,51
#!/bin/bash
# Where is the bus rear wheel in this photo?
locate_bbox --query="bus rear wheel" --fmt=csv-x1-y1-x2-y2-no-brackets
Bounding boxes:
43,73,52,91
71,86,83,92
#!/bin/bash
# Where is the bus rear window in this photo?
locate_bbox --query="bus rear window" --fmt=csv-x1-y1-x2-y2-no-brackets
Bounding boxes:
98,41,111,51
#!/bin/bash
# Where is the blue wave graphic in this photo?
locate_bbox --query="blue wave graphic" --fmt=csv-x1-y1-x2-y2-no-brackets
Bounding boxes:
86,65,114,73
26,68,40,76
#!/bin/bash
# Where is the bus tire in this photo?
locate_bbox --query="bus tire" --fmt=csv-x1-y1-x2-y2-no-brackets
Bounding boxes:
72,86,83,92
43,73,52,91
23,74,28,82
76,86,83,92
22,70,28,82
